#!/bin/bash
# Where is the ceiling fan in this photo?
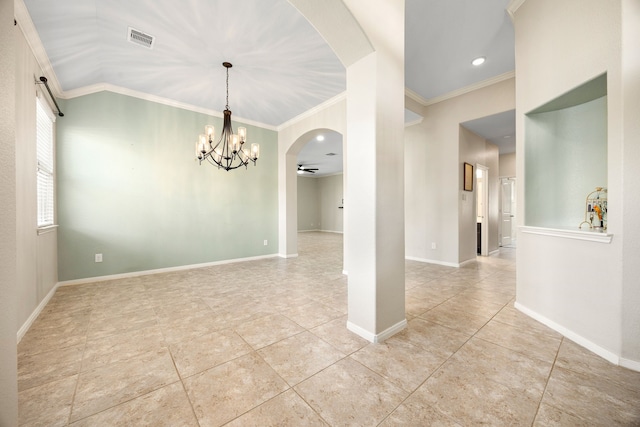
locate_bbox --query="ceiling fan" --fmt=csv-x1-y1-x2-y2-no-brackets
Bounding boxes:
297,164,319,174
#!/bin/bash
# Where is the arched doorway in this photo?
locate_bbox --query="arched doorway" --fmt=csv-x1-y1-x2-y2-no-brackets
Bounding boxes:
282,127,345,270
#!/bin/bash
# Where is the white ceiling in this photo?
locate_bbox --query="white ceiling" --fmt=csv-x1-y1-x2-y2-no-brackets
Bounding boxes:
23,0,346,126
405,0,514,101
462,110,516,154
297,130,344,177
21,0,516,175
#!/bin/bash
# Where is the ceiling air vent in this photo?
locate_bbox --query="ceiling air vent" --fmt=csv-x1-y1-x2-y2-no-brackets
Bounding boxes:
325,153,337,156
127,27,155,49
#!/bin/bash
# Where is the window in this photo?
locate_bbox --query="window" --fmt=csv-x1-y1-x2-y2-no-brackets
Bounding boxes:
36,96,55,227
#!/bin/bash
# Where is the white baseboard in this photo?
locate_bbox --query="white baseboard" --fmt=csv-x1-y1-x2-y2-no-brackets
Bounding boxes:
620,357,640,372
59,253,279,287
319,229,344,234
17,282,59,343
514,302,631,368
347,318,407,343
459,258,477,267
405,255,461,268
279,253,298,259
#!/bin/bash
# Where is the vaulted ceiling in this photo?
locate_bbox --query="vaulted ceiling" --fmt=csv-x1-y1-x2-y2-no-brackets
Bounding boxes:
21,0,516,175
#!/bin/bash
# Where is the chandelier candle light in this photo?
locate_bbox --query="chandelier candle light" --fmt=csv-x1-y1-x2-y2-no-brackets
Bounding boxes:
196,62,259,170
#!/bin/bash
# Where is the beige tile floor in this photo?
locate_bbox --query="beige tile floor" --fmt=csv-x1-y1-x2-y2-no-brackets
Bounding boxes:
17,232,640,426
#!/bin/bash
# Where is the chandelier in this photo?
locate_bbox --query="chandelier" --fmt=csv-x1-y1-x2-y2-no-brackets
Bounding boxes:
195,62,259,170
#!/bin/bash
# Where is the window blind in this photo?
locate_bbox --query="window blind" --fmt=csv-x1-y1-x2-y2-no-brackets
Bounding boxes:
36,97,55,227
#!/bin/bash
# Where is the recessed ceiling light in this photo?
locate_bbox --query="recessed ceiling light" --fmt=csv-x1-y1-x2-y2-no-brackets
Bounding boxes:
316,135,325,142
503,135,511,138
471,56,486,66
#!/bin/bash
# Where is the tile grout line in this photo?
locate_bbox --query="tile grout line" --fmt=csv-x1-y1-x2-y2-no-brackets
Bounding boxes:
67,291,182,425
378,288,515,426
65,309,91,426
530,336,565,426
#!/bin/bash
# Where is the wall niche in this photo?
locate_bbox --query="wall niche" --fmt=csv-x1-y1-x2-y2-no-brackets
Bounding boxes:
525,73,607,229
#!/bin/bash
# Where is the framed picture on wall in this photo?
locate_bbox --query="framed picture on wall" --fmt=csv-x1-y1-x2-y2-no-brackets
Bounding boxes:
464,162,474,191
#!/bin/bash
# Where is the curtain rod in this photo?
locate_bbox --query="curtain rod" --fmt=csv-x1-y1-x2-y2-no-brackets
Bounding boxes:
37,76,64,117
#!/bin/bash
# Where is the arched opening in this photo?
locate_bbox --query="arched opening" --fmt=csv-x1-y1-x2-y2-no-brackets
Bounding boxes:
285,128,345,269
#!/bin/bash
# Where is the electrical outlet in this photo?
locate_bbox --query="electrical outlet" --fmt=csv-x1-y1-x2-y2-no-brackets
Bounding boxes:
431,242,437,250
95,253,103,263
263,240,268,246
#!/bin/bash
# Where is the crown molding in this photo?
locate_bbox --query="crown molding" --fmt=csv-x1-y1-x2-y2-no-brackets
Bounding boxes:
64,83,278,131
507,0,527,21
420,70,516,107
276,92,346,131
14,0,64,97
404,117,424,127
405,87,430,106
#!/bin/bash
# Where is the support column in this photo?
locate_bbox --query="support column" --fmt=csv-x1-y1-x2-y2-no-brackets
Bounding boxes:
344,0,406,341
621,0,640,367
288,0,406,342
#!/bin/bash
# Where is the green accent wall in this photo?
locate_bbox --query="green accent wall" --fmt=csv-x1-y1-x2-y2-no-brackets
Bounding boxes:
525,96,607,228
56,91,278,281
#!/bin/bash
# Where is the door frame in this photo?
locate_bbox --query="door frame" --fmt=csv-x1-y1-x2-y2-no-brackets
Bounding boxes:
476,164,489,256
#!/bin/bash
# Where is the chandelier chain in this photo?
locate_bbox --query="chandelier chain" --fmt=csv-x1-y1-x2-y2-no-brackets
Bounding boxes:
225,66,229,110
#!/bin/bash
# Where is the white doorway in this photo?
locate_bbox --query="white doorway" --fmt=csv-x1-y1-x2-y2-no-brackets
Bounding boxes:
500,177,517,247
476,164,489,256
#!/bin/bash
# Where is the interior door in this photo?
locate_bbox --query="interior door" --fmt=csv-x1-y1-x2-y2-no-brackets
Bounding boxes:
501,178,515,246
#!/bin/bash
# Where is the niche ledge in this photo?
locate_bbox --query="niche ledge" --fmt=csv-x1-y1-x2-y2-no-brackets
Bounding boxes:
521,226,612,243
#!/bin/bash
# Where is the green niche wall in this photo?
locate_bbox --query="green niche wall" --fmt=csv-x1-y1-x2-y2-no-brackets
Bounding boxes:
57,91,278,281
525,75,608,228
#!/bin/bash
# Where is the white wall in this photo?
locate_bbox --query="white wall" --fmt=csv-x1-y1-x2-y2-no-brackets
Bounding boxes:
499,152,516,177
297,174,344,233
621,0,640,367
297,176,320,231
513,0,640,368
0,0,18,422
318,174,344,233
405,78,515,266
